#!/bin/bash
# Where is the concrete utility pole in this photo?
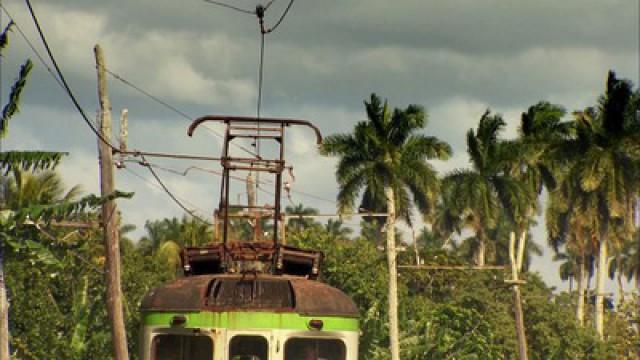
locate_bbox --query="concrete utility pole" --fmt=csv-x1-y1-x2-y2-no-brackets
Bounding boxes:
95,44,129,360
508,231,528,360
384,186,400,360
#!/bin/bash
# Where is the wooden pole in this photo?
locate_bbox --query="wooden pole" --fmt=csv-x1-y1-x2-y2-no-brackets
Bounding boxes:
95,44,129,360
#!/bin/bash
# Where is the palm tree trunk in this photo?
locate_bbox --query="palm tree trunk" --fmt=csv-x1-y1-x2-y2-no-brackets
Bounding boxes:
616,257,624,306
384,186,400,360
595,236,608,338
569,276,573,293
476,228,486,266
576,256,586,326
411,227,420,266
0,245,9,360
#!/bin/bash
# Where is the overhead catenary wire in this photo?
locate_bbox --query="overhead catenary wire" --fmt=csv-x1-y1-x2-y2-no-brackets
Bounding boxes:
263,0,294,34
139,160,339,205
202,0,255,15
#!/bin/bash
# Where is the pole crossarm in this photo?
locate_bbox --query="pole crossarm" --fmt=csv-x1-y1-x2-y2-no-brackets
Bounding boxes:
283,213,389,219
398,265,507,270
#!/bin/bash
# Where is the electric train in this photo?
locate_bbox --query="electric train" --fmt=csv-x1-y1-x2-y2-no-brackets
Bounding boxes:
139,116,360,360
139,242,360,360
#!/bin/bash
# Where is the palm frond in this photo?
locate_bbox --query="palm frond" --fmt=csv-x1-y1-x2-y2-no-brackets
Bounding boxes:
1,60,33,138
0,151,66,174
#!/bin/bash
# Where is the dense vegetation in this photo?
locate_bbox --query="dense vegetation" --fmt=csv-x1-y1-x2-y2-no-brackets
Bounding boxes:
2,19,639,357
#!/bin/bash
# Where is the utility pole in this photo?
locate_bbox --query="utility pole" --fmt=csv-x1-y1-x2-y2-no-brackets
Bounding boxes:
508,231,528,360
384,186,400,360
95,44,129,360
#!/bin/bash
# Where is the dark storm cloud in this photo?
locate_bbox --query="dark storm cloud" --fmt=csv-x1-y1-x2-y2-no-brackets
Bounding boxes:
4,0,636,121
45,0,636,54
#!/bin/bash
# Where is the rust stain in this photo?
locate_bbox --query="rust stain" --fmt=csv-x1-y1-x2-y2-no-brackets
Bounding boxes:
141,274,358,318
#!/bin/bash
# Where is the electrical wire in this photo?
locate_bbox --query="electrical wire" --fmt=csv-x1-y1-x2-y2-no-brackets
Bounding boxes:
0,5,64,89
123,166,206,212
264,0,294,34
202,0,255,15
142,160,339,205
104,67,258,157
138,155,213,225
257,32,265,120
106,68,193,122
150,162,284,205
264,0,276,11
24,0,117,150
21,2,225,163
204,0,297,207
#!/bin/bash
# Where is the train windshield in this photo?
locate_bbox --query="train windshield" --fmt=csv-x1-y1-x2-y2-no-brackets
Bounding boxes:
284,338,346,360
229,335,269,360
152,334,213,360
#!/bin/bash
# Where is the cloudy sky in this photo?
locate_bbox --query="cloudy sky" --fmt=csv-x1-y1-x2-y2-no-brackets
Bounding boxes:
1,0,638,290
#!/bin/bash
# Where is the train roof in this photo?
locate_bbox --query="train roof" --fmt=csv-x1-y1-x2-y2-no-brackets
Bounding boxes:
141,274,359,318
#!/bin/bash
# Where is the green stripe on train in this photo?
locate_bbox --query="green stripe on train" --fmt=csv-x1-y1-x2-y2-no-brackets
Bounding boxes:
143,312,358,332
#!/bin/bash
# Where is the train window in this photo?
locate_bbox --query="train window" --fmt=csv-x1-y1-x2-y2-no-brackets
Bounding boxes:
152,334,213,360
284,338,346,360
229,335,269,360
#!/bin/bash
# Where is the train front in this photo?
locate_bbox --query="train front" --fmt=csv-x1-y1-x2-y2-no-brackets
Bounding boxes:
139,242,360,360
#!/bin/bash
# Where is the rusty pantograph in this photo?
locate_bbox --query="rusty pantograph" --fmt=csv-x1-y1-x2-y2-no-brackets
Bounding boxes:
181,115,324,278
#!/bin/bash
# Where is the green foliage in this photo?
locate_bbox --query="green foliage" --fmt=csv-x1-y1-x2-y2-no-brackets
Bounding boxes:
5,190,133,225
1,60,33,136
6,230,173,360
443,110,533,265
401,303,502,359
0,21,14,52
0,151,66,175
321,93,451,224
286,223,619,359
0,20,33,140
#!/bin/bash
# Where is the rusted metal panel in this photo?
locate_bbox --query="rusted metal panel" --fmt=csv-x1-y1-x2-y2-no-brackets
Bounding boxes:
290,278,359,317
140,275,212,312
207,277,294,310
140,274,358,318
181,242,323,279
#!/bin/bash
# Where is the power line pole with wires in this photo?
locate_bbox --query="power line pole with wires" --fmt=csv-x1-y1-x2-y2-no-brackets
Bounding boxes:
95,44,129,360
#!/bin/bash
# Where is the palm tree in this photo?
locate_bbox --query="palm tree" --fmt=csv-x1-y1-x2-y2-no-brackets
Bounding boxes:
546,160,602,326
325,219,353,241
285,203,320,231
139,216,212,274
443,110,532,266
555,251,579,292
0,169,81,209
618,230,640,296
554,71,637,337
321,93,451,360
